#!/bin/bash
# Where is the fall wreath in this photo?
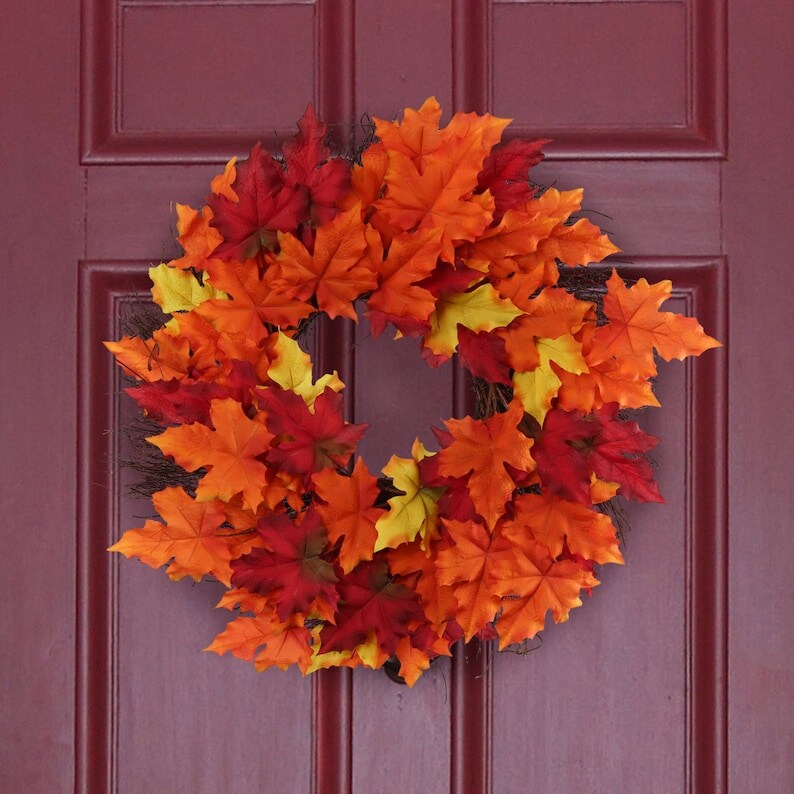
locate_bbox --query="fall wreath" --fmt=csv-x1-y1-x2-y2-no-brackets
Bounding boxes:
106,98,719,686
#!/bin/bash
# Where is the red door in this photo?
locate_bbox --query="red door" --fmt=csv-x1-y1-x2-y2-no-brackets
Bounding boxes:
2,1,791,791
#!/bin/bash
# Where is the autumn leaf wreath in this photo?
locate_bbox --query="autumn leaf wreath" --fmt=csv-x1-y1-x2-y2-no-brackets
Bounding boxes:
106,98,720,686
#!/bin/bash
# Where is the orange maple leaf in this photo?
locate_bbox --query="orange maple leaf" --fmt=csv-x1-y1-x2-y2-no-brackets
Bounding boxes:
312,457,384,574
438,400,535,528
464,207,558,278
108,486,234,584
556,356,660,413
196,258,314,340
366,227,443,327
205,613,314,673
394,636,432,687
210,157,239,202
269,205,377,320
104,329,191,383
589,270,721,376
375,121,507,261
169,204,224,271
148,398,273,510
435,519,517,641
500,492,624,565
374,96,447,172
496,286,593,371
493,539,600,650
388,541,458,634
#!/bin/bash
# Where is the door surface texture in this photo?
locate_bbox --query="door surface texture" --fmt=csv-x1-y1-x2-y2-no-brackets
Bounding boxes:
2,1,792,792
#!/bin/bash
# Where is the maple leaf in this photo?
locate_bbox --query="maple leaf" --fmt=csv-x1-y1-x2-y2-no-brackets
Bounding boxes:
456,327,512,385
562,363,660,413
207,142,308,261
464,206,557,277
210,157,239,202
531,187,583,222
417,447,478,523
104,329,191,383
346,141,389,208
511,334,589,424
373,97,446,171
196,258,314,340
312,457,384,573
493,540,600,650
319,558,426,657
552,323,660,412
231,510,339,621
108,486,233,584
320,557,424,656
168,204,224,271
375,439,444,551
269,205,377,320
394,636,432,687
499,492,623,565
148,398,273,510
366,228,443,333
258,386,368,474
205,613,314,674
588,270,721,376
149,263,228,315
283,103,351,225
388,541,458,633
438,400,535,528
435,519,518,641
496,286,593,370
419,260,482,298
477,137,550,217
533,404,663,505
125,379,229,426
422,283,522,361
541,217,620,267
216,587,271,615
376,109,509,260
265,331,343,408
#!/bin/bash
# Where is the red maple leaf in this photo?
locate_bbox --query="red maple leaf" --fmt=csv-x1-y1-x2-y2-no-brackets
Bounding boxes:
456,326,512,385
230,510,339,621
257,386,368,475
319,558,426,656
477,137,550,218
283,104,351,226
127,361,258,426
126,379,226,426
533,403,663,505
207,142,308,261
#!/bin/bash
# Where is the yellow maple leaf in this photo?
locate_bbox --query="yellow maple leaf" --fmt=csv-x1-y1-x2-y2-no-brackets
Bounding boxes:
512,334,588,423
422,283,522,358
149,263,228,314
375,440,443,551
265,331,343,409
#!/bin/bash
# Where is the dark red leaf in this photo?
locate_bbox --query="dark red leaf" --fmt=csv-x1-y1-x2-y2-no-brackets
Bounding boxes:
283,104,351,226
477,138,550,217
319,558,425,656
417,261,481,298
230,510,339,621
533,403,663,505
257,386,368,475
208,142,308,261
456,326,512,385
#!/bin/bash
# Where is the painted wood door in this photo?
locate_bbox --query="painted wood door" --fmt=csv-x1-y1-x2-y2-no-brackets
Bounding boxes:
2,1,792,792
